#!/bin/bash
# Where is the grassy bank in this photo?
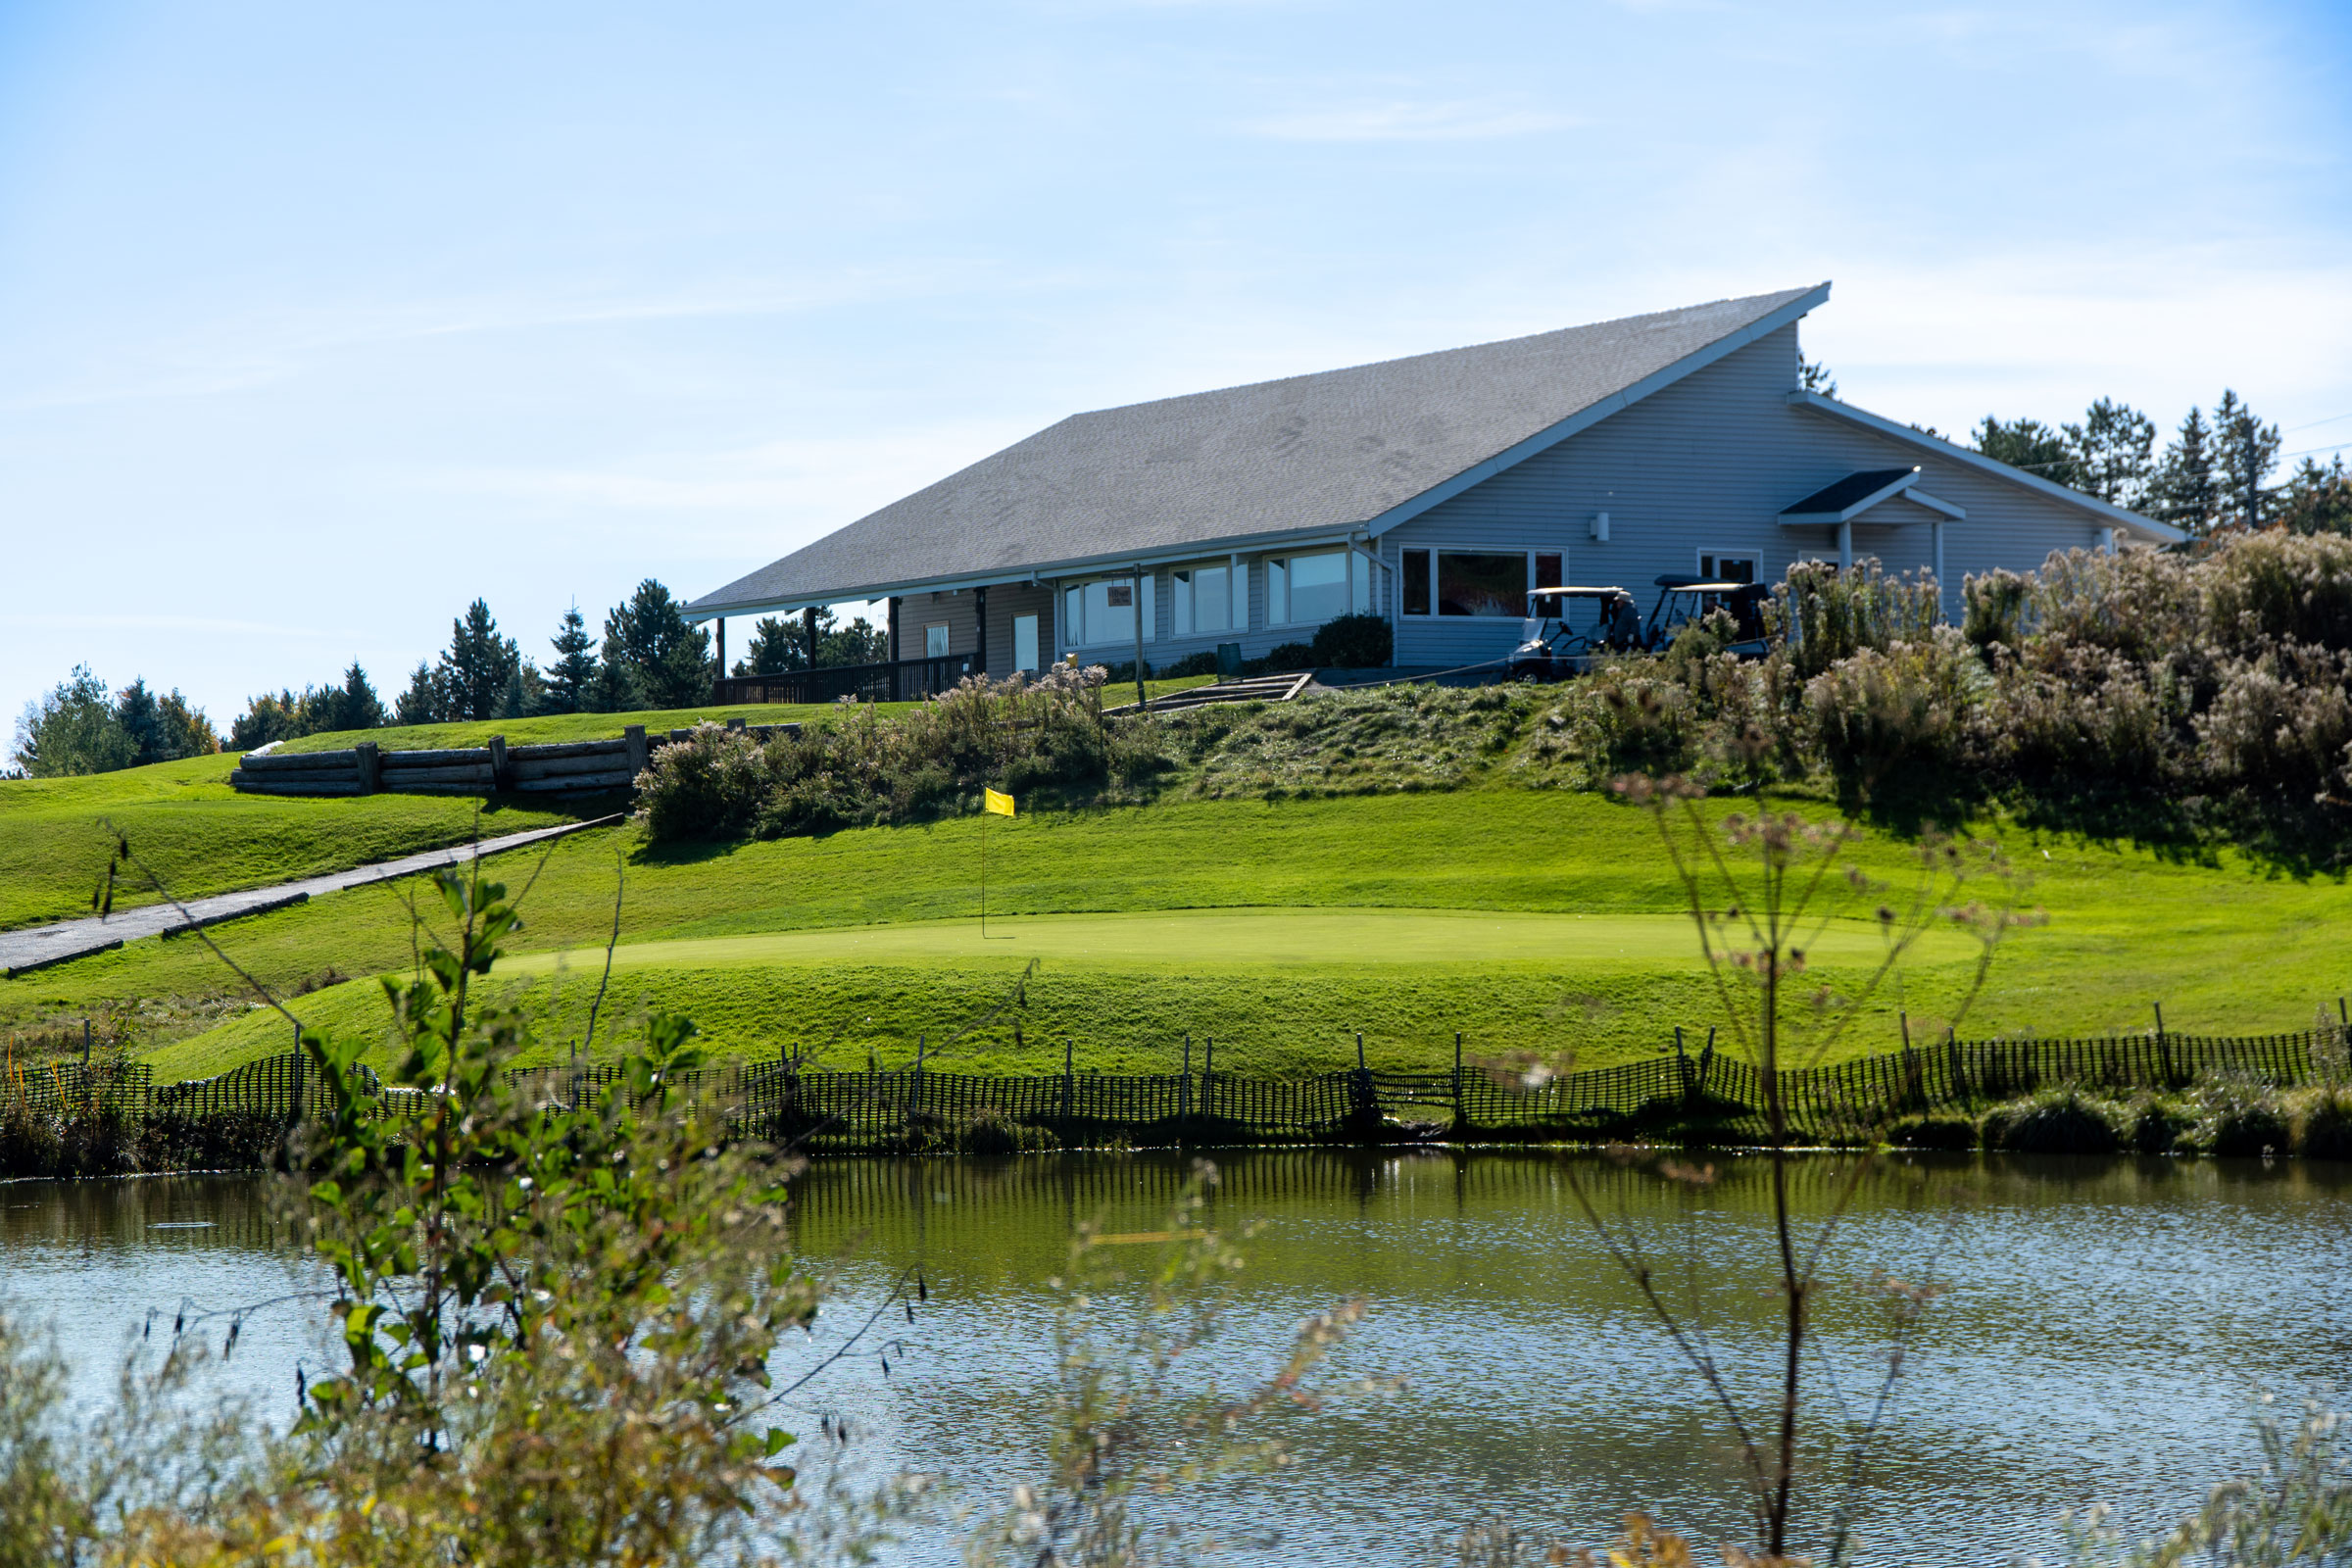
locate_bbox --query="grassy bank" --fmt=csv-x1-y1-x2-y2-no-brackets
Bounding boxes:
2,787,2328,1083
0,753,579,932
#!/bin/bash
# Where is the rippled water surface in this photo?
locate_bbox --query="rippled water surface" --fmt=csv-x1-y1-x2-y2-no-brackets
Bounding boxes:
4,1152,2348,1564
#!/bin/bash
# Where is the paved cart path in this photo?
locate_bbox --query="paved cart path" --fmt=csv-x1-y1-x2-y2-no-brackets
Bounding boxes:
1,815,622,979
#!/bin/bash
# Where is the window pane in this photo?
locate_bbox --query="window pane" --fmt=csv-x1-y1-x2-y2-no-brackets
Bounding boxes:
1438,551,1528,616
1267,558,1288,624
1534,553,1564,617
1351,554,1370,614
1402,550,1431,615
1013,614,1039,671
1196,565,1230,632
1288,551,1349,624
1173,570,1193,633
925,623,950,659
1064,586,1083,644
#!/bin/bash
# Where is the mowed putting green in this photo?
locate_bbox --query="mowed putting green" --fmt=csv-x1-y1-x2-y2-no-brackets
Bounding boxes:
154,906,1984,1082
507,906,1971,974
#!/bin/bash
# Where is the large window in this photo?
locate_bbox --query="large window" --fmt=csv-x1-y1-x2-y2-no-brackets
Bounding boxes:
1402,550,1431,616
1267,550,1370,626
924,623,950,659
1437,551,1530,616
1061,574,1155,647
1173,564,1234,635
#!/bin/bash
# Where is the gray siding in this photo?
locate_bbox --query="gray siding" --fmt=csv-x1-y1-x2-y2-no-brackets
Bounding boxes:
1381,323,2113,665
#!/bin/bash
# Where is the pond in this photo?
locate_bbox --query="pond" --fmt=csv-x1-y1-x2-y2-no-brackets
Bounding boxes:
3,1151,2348,1564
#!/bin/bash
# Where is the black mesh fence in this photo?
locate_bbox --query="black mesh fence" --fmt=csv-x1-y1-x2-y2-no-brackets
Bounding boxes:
10,1026,2343,1151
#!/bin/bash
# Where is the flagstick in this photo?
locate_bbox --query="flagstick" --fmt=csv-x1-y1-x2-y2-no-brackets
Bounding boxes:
980,804,987,937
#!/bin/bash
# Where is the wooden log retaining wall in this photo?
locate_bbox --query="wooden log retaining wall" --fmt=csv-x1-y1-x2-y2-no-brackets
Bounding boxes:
226,720,804,799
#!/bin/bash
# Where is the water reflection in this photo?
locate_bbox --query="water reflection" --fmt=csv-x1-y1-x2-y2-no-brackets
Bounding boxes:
2,1152,2346,1565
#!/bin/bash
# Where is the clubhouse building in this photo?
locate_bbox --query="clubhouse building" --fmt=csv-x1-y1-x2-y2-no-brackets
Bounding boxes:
686,283,2179,677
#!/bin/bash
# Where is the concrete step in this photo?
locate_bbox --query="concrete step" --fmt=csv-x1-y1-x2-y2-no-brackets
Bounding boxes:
1103,670,1314,716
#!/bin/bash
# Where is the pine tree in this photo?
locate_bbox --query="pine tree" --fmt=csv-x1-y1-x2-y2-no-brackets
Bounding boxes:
10,666,136,776
114,678,166,764
584,630,641,713
542,602,599,713
736,614,808,676
602,580,711,710
1972,416,2082,488
2151,407,2219,536
324,662,386,732
2063,398,2156,511
395,661,445,726
155,690,219,758
1798,357,1837,398
2212,389,2282,530
436,600,522,722
2280,456,2352,536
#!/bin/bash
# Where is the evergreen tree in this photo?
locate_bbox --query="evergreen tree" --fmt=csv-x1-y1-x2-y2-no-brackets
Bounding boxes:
435,599,522,722
114,678,166,764
395,660,445,726
819,613,890,667
154,690,219,758
10,666,136,776
1971,416,2082,488
324,662,386,732
2151,406,2219,536
2280,455,2352,536
735,614,807,676
2212,389,2282,530
1798,357,1837,398
602,580,711,710
585,629,641,713
541,602,599,713
2063,398,2156,511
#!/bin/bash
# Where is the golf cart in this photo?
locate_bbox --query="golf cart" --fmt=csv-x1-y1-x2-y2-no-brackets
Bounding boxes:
1505,585,1642,679
1642,575,1772,657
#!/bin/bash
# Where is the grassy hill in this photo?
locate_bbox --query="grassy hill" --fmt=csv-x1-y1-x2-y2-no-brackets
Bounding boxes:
0,781,2336,1084
7,686,2347,1083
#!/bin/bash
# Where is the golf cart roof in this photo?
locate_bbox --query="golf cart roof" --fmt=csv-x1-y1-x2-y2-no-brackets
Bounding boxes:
1532,585,1632,598
1652,574,1767,594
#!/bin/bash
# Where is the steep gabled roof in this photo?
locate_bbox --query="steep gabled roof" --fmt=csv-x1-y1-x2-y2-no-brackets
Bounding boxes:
690,283,1832,617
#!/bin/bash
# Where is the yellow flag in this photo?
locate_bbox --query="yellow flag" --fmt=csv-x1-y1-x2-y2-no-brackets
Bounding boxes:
984,787,1015,817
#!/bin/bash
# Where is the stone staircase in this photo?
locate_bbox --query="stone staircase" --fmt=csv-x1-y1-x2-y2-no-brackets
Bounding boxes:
1102,670,1315,716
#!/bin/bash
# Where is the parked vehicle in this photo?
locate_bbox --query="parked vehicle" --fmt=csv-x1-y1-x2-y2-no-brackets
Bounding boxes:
1506,585,1640,679
1642,575,1771,657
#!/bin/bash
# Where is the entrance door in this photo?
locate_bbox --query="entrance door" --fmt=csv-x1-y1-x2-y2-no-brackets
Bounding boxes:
1012,613,1040,672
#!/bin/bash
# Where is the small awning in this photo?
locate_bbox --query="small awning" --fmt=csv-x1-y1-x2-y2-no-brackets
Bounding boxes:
1780,466,1963,524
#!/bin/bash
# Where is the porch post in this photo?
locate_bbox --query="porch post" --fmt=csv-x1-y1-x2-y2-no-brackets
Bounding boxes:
713,617,726,700
1931,521,1946,620
803,606,819,670
1131,566,1148,710
887,596,903,701
1837,520,1853,572
973,585,989,677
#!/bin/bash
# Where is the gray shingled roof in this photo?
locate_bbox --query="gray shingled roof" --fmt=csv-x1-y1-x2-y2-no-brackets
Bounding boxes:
691,284,1828,615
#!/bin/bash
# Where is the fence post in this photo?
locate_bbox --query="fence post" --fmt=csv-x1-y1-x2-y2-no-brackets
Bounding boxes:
1062,1037,1074,1129
2153,1002,2175,1087
81,1018,91,1072
354,740,380,796
623,724,649,779
289,1020,306,1128
1452,1030,1463,1114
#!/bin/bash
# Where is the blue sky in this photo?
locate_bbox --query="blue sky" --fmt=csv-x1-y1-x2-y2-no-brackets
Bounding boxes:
4,0,2349,730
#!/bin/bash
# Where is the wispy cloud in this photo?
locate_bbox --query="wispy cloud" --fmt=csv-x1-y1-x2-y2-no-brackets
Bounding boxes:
1243,98,1577,143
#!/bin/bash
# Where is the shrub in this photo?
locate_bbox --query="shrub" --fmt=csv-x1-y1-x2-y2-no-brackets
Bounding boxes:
1264,641,1315,670
1771,559,1943,678
1983,1088,2125,1154
2193,643,2352,806
2190,1076,2292,1157
1157,650,1221,678
1309,612,1393,668
2126,1094,2195,1154
2202,529,2352,654
634,724,775,840
2298,1088,2352,1161
1802,631,1978,798
1962,568,2030,652
1978,640,2176,791
1888,1113,1977,1151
